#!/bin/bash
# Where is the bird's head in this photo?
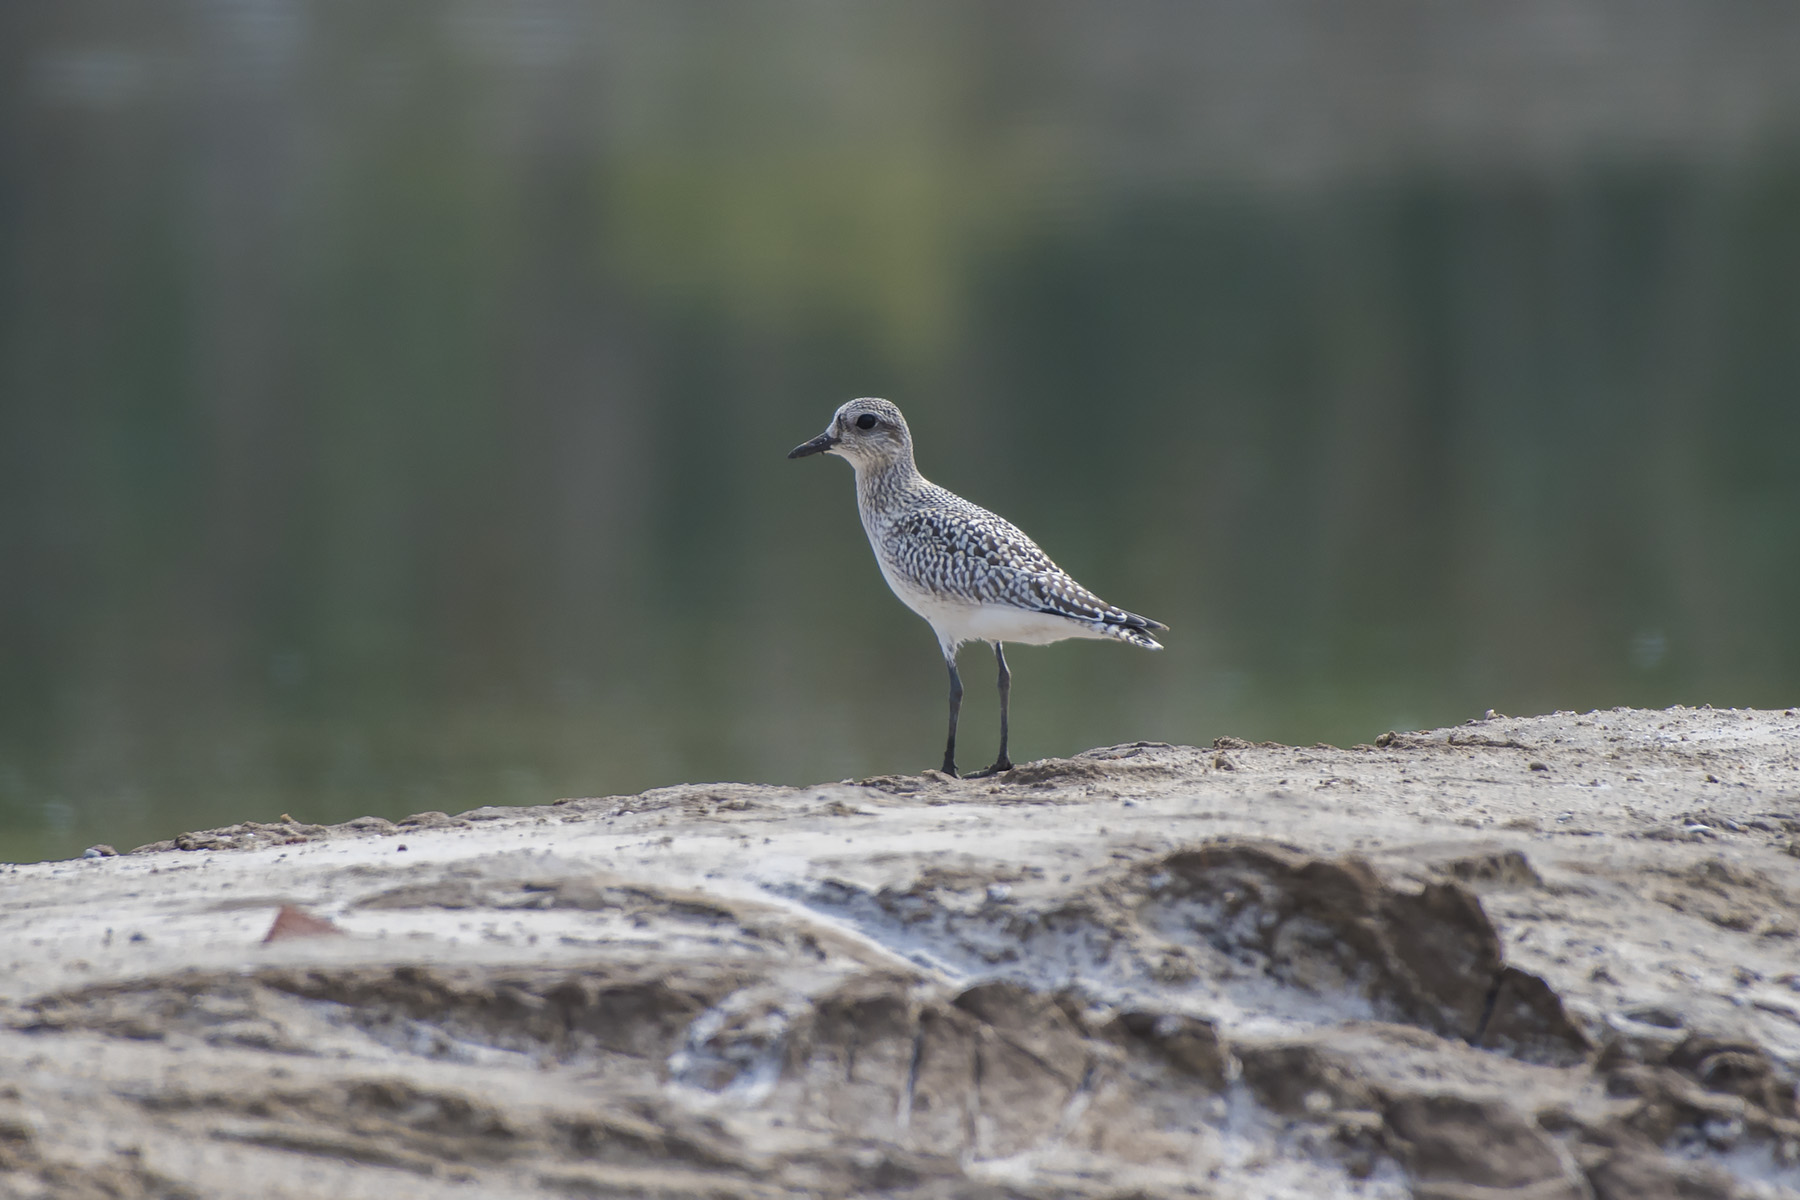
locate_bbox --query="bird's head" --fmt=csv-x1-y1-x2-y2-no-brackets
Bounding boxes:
787,397,912,469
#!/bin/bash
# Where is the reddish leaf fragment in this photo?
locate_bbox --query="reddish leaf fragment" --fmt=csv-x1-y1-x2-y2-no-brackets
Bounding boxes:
262,905,345,944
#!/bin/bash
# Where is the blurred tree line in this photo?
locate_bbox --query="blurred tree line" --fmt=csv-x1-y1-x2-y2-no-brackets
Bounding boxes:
1,1,1797,859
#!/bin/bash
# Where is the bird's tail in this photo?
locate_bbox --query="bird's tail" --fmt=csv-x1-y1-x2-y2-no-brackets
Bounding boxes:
1099,609,1167,650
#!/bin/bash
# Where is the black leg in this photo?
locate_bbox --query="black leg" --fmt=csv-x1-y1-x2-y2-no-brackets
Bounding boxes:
991,642,1013,773
964,644,1015,779
941,653,962,777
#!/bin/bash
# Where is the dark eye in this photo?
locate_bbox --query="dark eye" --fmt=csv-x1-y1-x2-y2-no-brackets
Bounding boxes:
855,413,878,431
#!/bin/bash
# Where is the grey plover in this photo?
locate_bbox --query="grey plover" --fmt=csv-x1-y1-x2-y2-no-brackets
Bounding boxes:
788,397,1166,778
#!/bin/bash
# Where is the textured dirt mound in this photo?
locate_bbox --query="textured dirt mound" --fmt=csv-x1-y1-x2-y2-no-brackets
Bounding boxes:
793,840,1589,1071
25,963,748,1071
4,706,1799,1198
1135,844,1589,1064
5,847,1724,1196
20,955,1792,1197
0,1101,196,1200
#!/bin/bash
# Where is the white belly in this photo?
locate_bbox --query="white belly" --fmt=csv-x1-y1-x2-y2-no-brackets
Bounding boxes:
955,601,1104,645
879,567,1099,651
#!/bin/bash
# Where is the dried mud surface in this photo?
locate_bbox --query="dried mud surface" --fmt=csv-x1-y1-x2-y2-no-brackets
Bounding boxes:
4,705,1800,1199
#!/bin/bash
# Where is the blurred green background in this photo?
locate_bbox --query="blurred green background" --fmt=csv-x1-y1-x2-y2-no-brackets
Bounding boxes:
3,2,1798,862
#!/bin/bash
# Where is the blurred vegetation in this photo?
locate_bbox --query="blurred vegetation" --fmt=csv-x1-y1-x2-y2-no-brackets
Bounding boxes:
2,1,1798,860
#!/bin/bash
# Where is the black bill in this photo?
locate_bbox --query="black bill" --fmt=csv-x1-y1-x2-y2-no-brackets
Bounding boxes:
787,432,838,459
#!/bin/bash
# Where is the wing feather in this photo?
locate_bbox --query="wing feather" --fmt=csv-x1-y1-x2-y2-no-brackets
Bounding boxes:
882,488,1166,636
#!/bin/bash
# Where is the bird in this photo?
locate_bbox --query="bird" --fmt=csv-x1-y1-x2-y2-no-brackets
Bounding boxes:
788,397,1166,778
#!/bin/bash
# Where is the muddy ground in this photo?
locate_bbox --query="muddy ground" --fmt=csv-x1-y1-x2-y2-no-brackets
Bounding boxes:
3,705,1799,1199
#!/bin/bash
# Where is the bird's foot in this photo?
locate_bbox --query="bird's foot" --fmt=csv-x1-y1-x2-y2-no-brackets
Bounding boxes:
963,758,1014,780
940,760,960,779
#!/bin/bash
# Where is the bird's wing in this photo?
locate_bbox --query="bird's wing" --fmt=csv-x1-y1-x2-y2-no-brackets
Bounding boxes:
1001,569,1141,627
886,498,1164,633
883,501,1056,603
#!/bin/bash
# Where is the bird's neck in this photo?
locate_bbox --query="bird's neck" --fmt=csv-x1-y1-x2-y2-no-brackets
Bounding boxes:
853,453,926,516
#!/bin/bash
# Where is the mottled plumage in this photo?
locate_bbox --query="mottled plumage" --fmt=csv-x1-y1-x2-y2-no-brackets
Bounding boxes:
788,397,1166,777
869,487,1165,650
